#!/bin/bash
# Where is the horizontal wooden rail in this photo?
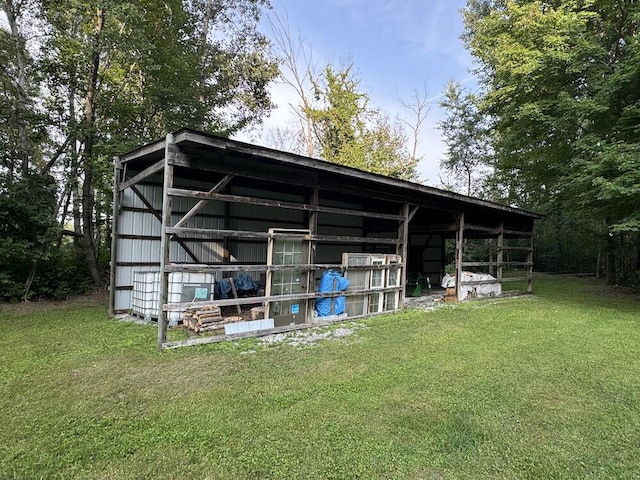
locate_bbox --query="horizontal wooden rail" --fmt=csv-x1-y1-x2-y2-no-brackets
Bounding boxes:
119,160,164,191
163,286,402,312
167,187,402,221
462,261,533,268
164,263,404,273
459,279,503,286
165,227,399,245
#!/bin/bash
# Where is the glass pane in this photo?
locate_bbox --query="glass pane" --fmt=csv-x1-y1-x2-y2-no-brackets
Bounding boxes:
371,269,384,288
345,295,366,316
369,293,381,313
384,292,398,311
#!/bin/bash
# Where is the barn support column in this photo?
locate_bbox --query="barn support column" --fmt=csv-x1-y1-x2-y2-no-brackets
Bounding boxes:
109,156,123,316
527,231,534,293
308,187,319,301
497,222,504,287
158,133,175,351
455,213,465,302
397,203,413,308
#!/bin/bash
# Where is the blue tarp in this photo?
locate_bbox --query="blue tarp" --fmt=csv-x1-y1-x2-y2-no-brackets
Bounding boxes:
315,270,350,317
215,275,262,299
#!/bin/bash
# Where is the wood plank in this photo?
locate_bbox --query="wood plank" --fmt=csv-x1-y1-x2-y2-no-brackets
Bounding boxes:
228,277,242,314
109,156,122,316
459,279,503,286
461,261,496,267
116,262,161,267
408,205,419,223
165,226,399,245
502,229,534,236
130,185,201,263
119,159,164,191
464,223,500,234
455,213,465,302
497,222,504,283
411,223,458,233
163,263,402,273
501,276,529,283
158,134,174,351
162,323,313,349
163,286,403,311
173,174,234,229
167,187,402,221
397,203,410,309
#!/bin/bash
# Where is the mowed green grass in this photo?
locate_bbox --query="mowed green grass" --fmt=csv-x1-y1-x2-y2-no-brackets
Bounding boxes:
1,276,639,479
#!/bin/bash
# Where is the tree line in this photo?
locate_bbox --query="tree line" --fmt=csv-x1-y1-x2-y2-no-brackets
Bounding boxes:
2,0,638,300
0,0,278,299
0,1,428,300
439,0,640,285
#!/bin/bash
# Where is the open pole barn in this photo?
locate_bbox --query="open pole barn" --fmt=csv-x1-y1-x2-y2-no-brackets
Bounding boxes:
109,129,540,350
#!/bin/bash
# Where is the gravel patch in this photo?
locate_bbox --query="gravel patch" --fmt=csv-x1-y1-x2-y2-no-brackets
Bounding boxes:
258,322,366,348
115,313,152,325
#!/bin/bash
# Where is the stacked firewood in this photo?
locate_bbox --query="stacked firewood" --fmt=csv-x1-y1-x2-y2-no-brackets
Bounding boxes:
182,305,224,333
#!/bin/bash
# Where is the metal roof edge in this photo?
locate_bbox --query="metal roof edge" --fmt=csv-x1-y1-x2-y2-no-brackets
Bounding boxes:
119,127,543,220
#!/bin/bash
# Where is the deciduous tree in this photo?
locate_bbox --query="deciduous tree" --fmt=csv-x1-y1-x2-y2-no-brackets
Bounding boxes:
462,0,640,283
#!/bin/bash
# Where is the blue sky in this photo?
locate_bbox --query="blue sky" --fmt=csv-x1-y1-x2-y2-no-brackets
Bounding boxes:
236,0,476,186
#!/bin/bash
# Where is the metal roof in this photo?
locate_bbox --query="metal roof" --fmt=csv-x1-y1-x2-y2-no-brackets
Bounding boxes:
118,127,542,221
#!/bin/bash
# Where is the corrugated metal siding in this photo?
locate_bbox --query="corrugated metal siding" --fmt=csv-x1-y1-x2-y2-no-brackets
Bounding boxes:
231,205,305,230
117,238,161,263
114,265,158,311
121,184,163,209
231,185,306,203
318,211,364,227
120,210,160,236
171,241,226,263
317,224,363,236
173,195,225,217
316,244,363,263
231,242,267,263
116,182,229,310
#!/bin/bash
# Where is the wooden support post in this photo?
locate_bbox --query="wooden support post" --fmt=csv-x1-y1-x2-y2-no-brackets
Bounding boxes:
158,134,175,351
308,187,319,315
228,277,242,314
173,174,234,229
497,222,504,287
109,156,123,316
129,185,201,263
264,231,274,319
223,196,231,263
527,231,534,293
455,213,465,302
397,203,410,308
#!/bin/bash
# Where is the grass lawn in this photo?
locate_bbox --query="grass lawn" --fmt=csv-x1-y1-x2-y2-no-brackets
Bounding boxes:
1,275,639,479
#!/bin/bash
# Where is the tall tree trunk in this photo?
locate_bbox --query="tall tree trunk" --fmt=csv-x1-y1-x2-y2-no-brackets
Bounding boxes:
634,234,640,273
81,7,104,286
605,225,617,285
4,0,30,177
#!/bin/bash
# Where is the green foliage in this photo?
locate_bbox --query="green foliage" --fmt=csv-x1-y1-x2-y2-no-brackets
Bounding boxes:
461,0,640,281
0,174,59,299
1,0,278,294
1,276,640,478
307,65,419,180
438,80,492,196
533,208,601,274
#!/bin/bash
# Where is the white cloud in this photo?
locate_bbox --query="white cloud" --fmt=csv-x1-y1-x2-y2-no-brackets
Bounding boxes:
236,0,477,187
